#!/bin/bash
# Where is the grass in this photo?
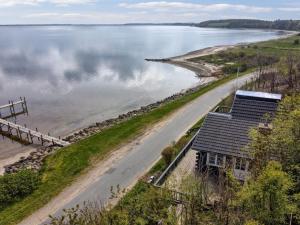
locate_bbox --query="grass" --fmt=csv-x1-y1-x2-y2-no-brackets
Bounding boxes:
148,117,204,176
115,116,206,212
0,69,250,225
114,88,235,214
191,34,300,65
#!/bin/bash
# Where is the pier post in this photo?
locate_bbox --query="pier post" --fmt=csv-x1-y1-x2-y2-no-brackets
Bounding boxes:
17,127,21,140
23,97,28,115
11,100,16,117
8,101,13,117
28,130,33,144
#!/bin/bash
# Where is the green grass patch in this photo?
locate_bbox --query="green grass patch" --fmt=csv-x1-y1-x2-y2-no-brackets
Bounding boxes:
0,68,252,225
191,35,300,66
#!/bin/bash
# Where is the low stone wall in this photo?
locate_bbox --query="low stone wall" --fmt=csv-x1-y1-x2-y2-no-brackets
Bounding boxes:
4,80,214,174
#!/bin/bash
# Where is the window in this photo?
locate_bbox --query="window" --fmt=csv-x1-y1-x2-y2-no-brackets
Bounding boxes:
207,153,225,167
217,154,223,166
209,153,216,164
235,157,247,171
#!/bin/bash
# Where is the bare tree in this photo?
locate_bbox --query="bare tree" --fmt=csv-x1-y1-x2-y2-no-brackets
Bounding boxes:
285,53,297,89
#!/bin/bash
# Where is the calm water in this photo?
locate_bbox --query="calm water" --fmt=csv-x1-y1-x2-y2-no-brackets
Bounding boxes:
0,26,284,160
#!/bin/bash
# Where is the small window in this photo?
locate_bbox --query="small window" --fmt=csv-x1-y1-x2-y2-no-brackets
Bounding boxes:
207,153,225,167
235,157,247,171
217,154,223,166
209,153,216,164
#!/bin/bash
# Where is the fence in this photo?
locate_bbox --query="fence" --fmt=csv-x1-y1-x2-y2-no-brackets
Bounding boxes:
154,130,200,186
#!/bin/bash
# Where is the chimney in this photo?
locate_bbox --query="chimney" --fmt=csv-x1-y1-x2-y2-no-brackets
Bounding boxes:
258,123,273,135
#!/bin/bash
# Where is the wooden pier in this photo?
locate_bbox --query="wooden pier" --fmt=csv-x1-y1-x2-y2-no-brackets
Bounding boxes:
0,118,69,147
0,97,28,119
0,98,69,147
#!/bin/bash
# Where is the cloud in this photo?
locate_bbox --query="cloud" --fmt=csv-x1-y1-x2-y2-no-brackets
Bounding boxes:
119,2,272,13
64,50,145,82
24,11,138,22
25,12,88,18
0,0,95,7
278,8,300,12
48,0,95,6
0,0,43,7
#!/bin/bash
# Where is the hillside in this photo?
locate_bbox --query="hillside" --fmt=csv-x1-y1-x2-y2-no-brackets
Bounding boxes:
198,19,300,31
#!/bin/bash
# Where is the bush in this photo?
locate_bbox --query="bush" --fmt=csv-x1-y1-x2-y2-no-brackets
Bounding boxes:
294,39,299,45
161,146,174,166
239,51,246,58
222,63,248,74
0,170,40,210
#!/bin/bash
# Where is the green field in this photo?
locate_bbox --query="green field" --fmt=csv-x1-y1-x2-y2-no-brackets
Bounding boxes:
0,68,252,225
191,34,300,65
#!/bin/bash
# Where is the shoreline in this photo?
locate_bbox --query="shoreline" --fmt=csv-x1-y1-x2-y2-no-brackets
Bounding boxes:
146,45,230,77
146,30,297,78
4,78,216,174
2,31,296,174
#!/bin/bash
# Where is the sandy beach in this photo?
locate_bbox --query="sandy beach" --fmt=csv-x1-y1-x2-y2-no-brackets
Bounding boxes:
146,45,231,77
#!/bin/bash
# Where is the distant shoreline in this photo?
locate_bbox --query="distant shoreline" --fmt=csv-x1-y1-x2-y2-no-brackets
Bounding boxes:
146,30,296,78
0,21,298,32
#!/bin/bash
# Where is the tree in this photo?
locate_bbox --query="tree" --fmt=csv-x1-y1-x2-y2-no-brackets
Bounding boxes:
244,220,261,225
278,53,298,89
236,161,294,225
215,170,241,225
248,95,300,224
180,175,209,225
161,146,174,166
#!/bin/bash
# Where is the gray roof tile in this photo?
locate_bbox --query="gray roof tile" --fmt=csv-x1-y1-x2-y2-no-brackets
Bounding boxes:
192,91,280,158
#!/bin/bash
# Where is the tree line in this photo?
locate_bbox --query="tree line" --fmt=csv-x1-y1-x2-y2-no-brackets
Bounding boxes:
198,19,300,31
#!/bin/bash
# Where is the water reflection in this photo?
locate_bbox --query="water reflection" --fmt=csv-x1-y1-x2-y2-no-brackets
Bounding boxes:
0,26,283,160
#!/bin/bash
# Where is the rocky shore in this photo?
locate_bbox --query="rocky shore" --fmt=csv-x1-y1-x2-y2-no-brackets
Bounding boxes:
4,79,215,174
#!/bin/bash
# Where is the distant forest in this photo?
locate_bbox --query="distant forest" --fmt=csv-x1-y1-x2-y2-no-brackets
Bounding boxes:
197,19,300,31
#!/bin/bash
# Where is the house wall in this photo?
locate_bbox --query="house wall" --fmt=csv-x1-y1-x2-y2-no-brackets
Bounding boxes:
194,151,251,181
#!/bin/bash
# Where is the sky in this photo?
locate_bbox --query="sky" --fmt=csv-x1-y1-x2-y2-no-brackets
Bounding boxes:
0,0,300,24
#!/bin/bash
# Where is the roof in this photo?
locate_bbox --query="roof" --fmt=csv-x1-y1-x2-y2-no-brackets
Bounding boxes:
192,90,281,158
236,90,282,102
192,113,256,158
231,97,279,122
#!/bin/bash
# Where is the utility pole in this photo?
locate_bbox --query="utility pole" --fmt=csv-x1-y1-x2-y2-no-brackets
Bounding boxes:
235,67,240,93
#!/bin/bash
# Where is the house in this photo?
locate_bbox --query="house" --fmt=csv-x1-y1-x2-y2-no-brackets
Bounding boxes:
191,90,282,181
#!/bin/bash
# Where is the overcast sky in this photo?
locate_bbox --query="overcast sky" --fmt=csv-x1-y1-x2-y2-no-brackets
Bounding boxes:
0,0,299,24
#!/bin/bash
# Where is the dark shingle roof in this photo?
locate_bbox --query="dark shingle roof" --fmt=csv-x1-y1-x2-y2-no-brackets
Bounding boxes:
231,98,278,122
192,90,281,158
192,113,257,158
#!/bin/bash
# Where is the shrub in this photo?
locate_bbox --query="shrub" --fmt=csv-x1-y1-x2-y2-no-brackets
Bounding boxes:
222,63,248,74
0,170,40,210
239,51,246,58
294,39,299,45
161,146,174,166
